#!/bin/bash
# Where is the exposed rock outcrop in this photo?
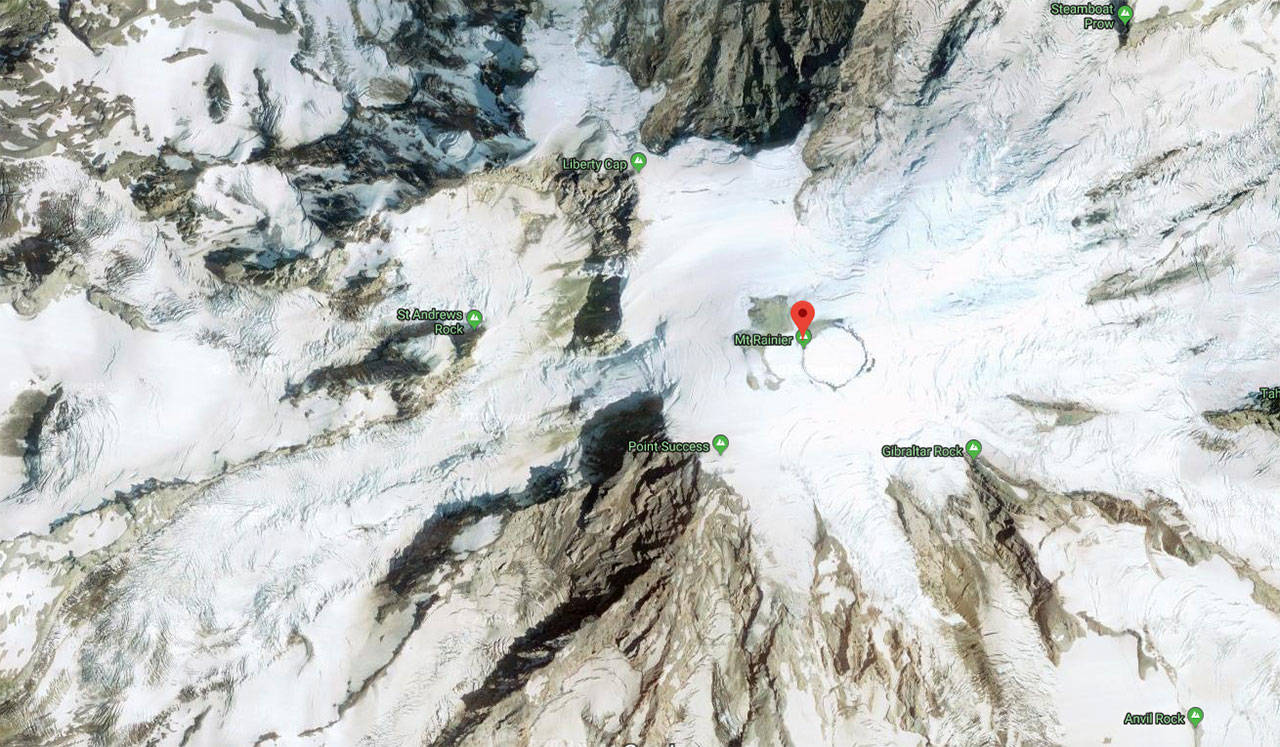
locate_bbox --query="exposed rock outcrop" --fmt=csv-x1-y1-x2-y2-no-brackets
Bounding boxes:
1204,390,1280,435
0,0,52,71
586,0,863,151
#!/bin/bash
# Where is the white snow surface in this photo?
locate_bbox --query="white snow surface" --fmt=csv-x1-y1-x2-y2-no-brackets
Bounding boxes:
524,2,1280,743
1,0,1279,744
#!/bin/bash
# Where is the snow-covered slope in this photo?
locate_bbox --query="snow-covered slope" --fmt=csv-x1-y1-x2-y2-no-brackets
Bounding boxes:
2,0,1279,744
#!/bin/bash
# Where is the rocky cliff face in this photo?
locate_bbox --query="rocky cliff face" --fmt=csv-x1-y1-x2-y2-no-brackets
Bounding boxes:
585,0,863,151
0,0,52,72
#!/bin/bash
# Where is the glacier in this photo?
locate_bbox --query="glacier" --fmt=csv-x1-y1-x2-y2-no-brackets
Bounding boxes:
2,0,1280,744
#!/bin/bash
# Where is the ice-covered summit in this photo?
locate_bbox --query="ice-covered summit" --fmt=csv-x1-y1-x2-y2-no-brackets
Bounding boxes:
2,0,1279,744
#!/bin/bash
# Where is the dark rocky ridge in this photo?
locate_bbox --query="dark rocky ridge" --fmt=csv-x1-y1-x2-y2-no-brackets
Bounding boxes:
585,0,864,151
569,274,623,349
547,165,638,351
410,456,1010,745
1204,388,1280,436
0,0,53,72
550,168,638,260
435,450,700,745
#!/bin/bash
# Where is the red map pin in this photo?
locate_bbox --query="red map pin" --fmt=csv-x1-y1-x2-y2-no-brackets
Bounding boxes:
790,300,814,335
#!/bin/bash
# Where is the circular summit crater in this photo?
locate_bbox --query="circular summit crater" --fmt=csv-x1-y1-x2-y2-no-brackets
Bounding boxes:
802,324,868,389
